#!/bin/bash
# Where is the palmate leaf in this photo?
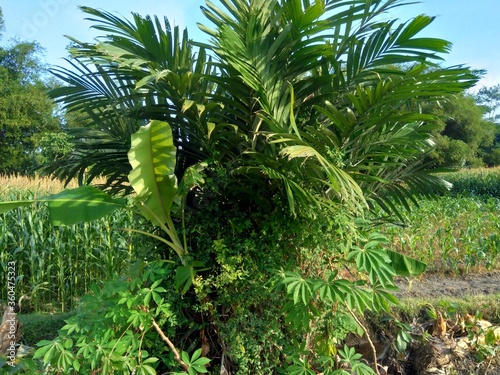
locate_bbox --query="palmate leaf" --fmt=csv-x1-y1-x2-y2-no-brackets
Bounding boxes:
343,282,373,313
317,275,351,304
346,235,396,288
371,283,400,312
0,186,126,226
282,271,316,305
282,301,313,332
128,120,177,226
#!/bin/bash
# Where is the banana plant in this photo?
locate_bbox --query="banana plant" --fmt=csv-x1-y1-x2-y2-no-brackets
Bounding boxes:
0,121,202,275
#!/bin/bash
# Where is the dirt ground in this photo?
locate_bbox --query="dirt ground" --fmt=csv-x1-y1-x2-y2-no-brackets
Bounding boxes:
374,272,500,374
394,272,500,299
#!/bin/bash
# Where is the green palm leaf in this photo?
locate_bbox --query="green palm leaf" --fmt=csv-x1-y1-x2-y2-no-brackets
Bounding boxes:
47,0,480,218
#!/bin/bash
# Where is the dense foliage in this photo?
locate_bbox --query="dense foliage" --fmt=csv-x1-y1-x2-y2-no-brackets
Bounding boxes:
0,9,63,174
424,93,498,167
1,0,489,374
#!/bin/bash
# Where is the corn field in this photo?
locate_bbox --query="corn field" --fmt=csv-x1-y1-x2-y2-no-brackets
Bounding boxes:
1,169,500,314
444,166,500,197
381,167,500,274
0,176,153,313
381,195,500,273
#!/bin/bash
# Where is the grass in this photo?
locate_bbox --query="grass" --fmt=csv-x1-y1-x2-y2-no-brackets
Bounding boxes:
394,294,500,324
17,312,76,346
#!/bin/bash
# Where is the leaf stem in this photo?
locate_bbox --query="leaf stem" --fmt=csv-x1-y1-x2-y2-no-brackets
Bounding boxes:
344,303,381,375
137,202,186,263
151,319,189,371
181,195,188,255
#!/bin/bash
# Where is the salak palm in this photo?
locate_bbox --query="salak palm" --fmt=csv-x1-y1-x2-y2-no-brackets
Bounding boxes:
44,0,478,217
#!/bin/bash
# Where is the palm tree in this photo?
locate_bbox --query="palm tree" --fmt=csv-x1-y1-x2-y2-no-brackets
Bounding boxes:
45,0,478,216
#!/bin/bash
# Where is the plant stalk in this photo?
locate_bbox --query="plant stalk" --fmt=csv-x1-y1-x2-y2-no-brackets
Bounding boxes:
152,320,189,371
345,303,381,375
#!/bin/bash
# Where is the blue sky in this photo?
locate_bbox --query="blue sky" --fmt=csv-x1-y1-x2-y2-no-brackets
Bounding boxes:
1,0,499,89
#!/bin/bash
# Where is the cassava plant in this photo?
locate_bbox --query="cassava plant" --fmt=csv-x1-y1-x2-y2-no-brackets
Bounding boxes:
1,0,481,373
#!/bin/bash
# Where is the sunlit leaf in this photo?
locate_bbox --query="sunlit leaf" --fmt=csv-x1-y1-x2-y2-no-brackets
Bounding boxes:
128,120,178,226
386,249,427,277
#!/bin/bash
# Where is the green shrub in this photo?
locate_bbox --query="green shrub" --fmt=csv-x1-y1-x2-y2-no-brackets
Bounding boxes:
18,312,75,346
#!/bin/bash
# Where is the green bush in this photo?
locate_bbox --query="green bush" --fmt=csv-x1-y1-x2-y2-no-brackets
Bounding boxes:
18,312,75,346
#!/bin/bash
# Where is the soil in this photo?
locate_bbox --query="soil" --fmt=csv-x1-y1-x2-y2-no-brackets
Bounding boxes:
363,273,500,375
394,272,500,299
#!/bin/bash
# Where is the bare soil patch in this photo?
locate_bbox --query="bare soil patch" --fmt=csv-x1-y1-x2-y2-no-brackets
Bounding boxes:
363,273,500,375
394,272,500,299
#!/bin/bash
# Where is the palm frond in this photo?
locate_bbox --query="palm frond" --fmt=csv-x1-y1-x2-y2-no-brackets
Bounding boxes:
46,1,480,217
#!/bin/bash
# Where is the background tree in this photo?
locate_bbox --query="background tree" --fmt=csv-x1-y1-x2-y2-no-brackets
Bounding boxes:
0,8,61,175
473,84,500,165
424,93,498,167
475,84,500,124
0,8,4,35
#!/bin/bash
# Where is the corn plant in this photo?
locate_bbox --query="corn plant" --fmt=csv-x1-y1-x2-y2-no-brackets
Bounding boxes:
380,195,500,273
0,186,149,312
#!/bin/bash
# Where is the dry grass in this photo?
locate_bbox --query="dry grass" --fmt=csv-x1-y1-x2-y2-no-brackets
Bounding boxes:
0,174,78,195
0,174,110,196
